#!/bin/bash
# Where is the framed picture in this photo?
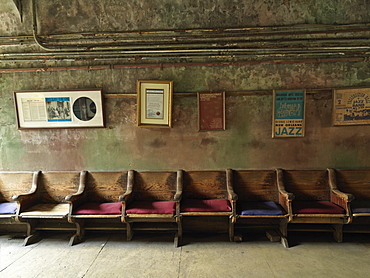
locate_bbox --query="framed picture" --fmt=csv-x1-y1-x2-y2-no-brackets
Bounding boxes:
14,89,104,129
333,87,370,126
137,80,173,128
272,89,306,138
198,91,225,131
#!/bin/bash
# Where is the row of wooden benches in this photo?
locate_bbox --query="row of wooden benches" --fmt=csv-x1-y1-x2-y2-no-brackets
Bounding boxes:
1,169,369,248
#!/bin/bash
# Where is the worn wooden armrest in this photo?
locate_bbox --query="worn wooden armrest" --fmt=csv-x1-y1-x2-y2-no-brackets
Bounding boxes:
12,171,40,210
327,168,354,208
276,169,295,201
120,170,134,203
275,169,294,217
65,171,87,203
119,191,132,202
278,189,295,201
174,192,182,202
65,171,87,210
174,170,183,202
331,189,354,202
226,169,238,201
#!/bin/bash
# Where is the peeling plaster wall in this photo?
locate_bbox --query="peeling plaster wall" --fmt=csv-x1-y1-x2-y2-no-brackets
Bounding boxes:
1,0,370,171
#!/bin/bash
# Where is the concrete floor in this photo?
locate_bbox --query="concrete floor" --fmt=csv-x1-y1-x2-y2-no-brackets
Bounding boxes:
1,231,370,278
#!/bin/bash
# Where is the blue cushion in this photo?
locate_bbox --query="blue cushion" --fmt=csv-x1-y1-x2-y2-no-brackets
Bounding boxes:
351,200,370,214
0,202,17,214
238,201,284,216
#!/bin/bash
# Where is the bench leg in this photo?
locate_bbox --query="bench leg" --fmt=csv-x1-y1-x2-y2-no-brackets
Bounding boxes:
174,232,179,248
333,224,343,243
69,220,85,246
23,220,41,246
126,222,133,241
279,219,289,248
176,216,182,247
229,217,235,242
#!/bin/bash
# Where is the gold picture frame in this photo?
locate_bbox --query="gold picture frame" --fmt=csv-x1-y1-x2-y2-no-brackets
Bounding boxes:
137,80,173,128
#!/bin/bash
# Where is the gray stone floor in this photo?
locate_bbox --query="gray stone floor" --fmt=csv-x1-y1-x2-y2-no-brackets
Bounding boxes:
1,231,370,278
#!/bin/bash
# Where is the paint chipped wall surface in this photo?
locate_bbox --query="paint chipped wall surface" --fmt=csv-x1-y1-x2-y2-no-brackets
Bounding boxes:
1,0,370,171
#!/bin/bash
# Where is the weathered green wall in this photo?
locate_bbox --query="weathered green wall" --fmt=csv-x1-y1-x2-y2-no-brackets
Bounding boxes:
1,0,370,171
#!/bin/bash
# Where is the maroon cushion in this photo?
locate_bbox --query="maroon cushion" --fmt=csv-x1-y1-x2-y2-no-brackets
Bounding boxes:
181,198,231,212
74,202,122,215
126,201,176,214
293,201,345,214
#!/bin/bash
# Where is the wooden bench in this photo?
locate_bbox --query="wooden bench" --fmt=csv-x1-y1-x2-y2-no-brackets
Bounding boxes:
277,169,353,243
121,170,182,247
232,169,293,247
180,170,237,242
13,171,83,245
329,168,370,237
66,171,128,245
0,172,36,232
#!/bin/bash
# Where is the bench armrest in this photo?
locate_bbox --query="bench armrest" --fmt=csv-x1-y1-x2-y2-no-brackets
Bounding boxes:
226,169,238,201
327,168,354,217
276,169,294,219
65,171,87,210
119,170,134,203
12,171,40,211
174,170,183,202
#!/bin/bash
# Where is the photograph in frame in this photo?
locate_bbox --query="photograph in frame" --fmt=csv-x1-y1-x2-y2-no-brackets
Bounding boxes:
14,89,104,129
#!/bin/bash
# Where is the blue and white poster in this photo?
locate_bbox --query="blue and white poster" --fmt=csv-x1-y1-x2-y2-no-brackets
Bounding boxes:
272,90,305,138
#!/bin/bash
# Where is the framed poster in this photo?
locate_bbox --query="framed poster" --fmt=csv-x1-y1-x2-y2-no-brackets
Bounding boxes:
272,89,306,138
14,89,104,129
198,91,225,131
137,80,173,128
333,87,370,126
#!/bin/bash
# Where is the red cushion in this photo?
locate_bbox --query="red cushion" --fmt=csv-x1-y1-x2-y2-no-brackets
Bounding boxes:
181,198,231,212
293,201,345,214
74,202,122,215
126,201,176,214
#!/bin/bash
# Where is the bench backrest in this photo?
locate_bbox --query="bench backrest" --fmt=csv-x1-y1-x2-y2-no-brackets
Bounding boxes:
233,170,279,202
0,172,34,202
39,172,81,203
132,171,178,201
183,170,228,199
282,170,330,201
335,169,370,201
85,171,127,202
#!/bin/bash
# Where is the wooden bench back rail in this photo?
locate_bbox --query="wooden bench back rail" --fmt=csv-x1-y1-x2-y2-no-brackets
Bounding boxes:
0,172,35,202
182,170,235,200
280,170,331,201
84,171,128,203
129,171,180,201
232,170,280,202
331,169,370,201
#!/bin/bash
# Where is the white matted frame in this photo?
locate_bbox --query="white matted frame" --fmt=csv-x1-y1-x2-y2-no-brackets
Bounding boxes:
137,80,173,128
14,89,105,129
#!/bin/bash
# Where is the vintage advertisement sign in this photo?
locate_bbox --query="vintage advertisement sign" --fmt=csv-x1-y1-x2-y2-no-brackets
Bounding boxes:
272,89,306,138
198,91,225,131
333,87,370,126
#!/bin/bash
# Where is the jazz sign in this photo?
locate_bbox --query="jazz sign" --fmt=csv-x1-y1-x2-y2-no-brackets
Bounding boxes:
272,90,306,138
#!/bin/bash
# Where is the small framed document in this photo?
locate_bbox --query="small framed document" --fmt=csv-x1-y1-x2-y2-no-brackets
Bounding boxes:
137,80,173,128
198,91,226,131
